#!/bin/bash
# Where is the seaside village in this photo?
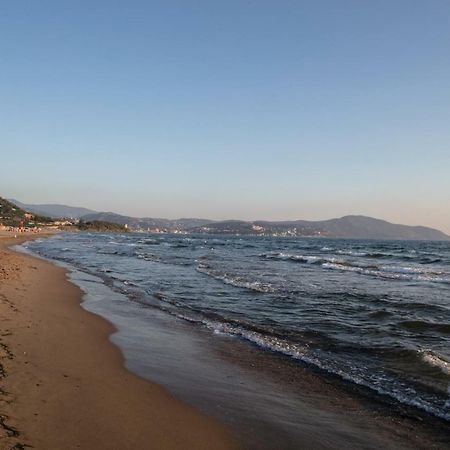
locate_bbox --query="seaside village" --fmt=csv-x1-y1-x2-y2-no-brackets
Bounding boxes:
0,201,73,234
0,197,132,234
0,214,72,234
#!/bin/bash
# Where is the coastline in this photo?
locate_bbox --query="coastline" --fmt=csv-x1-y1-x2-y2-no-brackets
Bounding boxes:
0,232,237,450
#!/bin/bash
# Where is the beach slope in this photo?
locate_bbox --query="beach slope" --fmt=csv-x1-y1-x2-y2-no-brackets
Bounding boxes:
0,234,237,450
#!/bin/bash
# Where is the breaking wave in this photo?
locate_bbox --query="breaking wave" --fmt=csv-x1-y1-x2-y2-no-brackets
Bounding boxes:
196,264,275,293
161,307,450,421
420,350,450,376
260,252,450,283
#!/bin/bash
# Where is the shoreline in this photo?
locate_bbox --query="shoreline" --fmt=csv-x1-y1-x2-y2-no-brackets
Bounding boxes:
0,232,238,449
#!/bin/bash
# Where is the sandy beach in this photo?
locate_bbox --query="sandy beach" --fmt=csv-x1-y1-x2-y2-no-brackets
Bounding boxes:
0,232,237,450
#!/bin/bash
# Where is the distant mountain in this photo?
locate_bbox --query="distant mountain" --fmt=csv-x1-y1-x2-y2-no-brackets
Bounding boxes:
193,216,449,240
8,198,448,240
81,212,449,240
9,199,97,219
311,215,449,240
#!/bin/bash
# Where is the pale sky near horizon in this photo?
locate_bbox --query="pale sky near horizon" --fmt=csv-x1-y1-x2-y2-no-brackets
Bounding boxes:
1,1,450,233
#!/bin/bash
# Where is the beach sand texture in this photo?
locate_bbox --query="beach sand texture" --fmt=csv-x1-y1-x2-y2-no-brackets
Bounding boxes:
0,234,237,450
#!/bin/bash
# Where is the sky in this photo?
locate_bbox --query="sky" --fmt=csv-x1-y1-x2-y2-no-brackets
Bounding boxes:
1,1,450,233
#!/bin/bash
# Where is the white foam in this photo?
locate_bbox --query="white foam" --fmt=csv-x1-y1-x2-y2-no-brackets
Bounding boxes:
196,265,274,293
171,310,450,421
420,350,450,376
337,250,369,257
381,266,426,274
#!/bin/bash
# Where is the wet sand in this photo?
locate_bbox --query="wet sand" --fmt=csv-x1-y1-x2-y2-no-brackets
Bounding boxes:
0,233,237,450
73,277,450,450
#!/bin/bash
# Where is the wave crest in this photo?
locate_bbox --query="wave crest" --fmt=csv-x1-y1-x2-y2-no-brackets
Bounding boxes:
197,264,274,293
260,252,449,283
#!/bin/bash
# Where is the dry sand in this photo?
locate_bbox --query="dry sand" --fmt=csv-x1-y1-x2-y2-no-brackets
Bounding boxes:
0,232,238,450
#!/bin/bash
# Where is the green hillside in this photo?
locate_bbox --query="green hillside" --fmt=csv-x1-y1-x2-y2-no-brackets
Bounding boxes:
0,197,53,227
77,220,128,232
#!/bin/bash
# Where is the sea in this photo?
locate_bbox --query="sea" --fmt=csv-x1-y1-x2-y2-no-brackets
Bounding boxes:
20,232,450,448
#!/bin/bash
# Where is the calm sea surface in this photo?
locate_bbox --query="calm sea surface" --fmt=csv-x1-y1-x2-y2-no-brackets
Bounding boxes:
25,233,450,421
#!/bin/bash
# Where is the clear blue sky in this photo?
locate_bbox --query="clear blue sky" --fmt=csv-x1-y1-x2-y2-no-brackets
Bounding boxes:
1,1,450,232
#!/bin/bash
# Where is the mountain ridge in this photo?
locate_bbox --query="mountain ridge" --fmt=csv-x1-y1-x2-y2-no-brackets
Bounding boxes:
9,199,97,219
8,199,449,240
81,212,449,241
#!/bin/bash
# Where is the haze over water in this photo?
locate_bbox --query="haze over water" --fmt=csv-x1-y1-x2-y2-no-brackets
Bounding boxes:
25,232,450,422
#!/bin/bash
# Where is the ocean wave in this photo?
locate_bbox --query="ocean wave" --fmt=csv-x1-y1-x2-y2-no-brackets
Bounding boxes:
96,248,135,257
336,250,386,258
137,238,159,245
261,252,378,268
169,243,191,248
399,320,450,335
420,350,450,376
196,264,275,293
166,309,450,421
335,250,443,263
260,252,449,283
135,252,161,262
260,252,333,265
380,266,438,275
135,251,191,267
368,310,392,319
419,257,443,264
322,262,450,283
